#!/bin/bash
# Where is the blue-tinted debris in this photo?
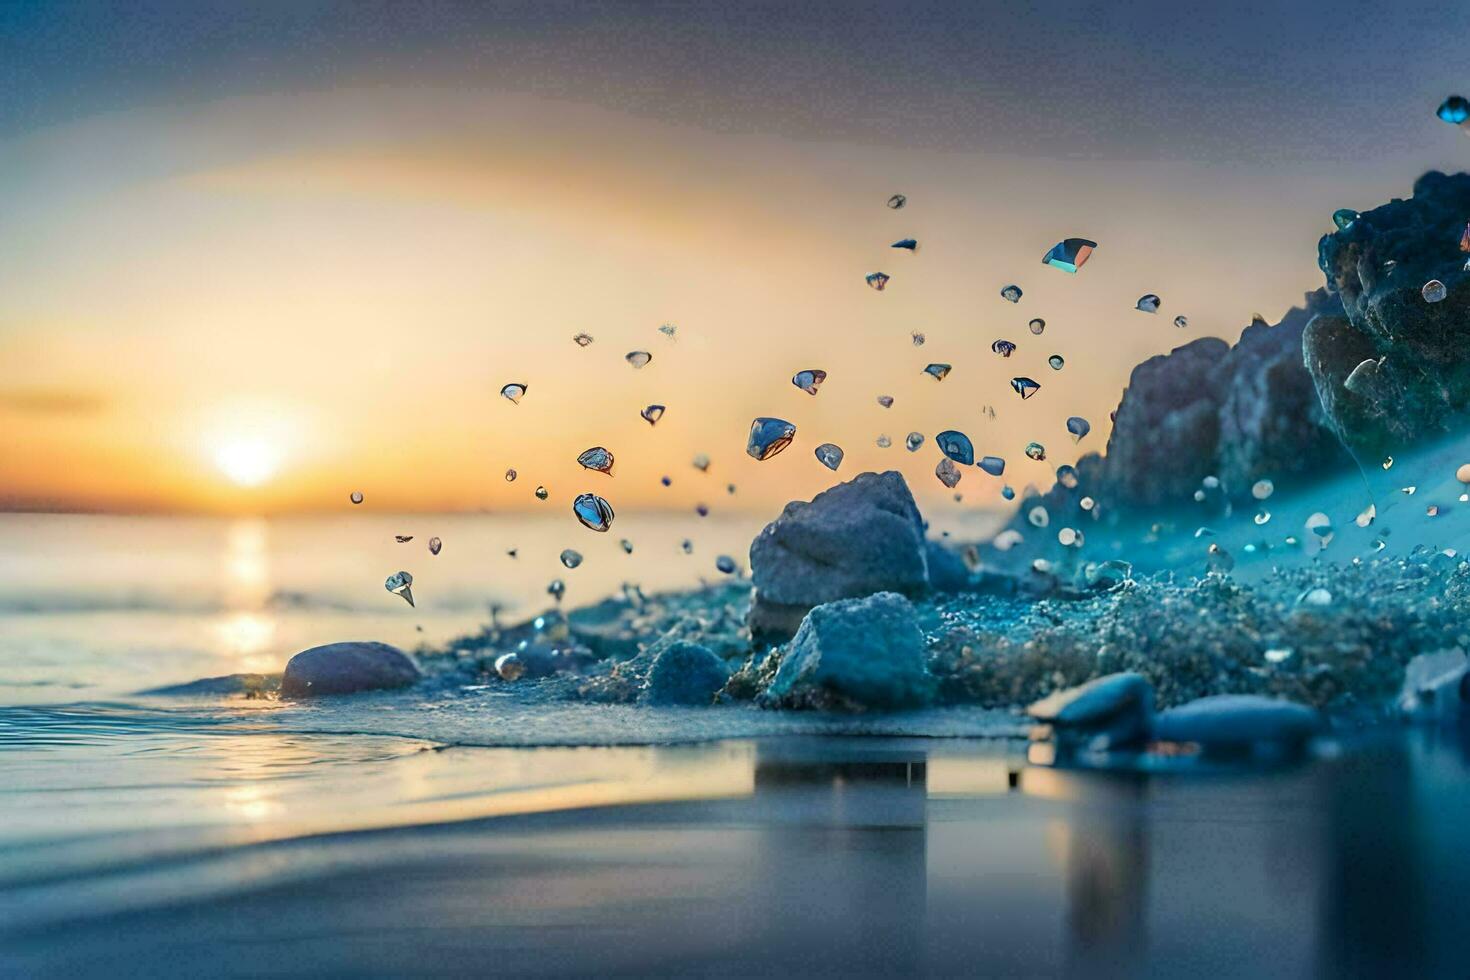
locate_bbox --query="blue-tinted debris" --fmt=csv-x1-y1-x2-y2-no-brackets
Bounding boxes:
1136,294,1161,313
1048,354,1064,370
815,443,844,471
905,432,924,452
499,383,526,404
1437,96,1470,125
876,394,894,408
978,455,1005,476
1010,377,1040,399
1173,315,1189,328
747,417,796,460
641,404,665,425
1000,284,1022,303
936,430,975,465
1025,441,1046,461
1041,237,1096,273
625,350,652,368
865,272,890,291
1066,416,1091,442
922,362,951,381
793,369,827,395
572,493,615,532
559,549,583,569
384,570,414,607
891,238,918,251
887,194,906,209
577,446,614,474
991,339,1017,357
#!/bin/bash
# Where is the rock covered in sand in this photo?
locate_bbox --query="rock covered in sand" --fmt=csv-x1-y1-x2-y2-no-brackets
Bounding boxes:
759,591,934,711
281,642,422,697
643,641,729,706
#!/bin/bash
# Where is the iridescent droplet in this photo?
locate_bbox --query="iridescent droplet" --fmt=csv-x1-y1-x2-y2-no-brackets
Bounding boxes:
936,430,975,465
1136,294,1161,314
577,446,615,474
865,272,890,291
620,539,634,554
1010,377,1040,399
547,579,565,602
494,653,525,681
1066,417,1090,442
560,549,583,569
385,570,414,607
887,193,906,209
535,486,549,500
641,404,665,425
1251,479,1274,500
716,555,737,574
1047,355,1064,370
1028,318,1046,335
505,468,517,482
815,443,845,471
923,363,952,381
935,457,961,489
892,238,918,251
428,536,442,555
979,455,1005,476
746,418,796,460
1437,95,1470,124
1041,238,1096,273
1173,315,1189,328
681,539,693,554
905,432,925,452
500,383,527,404
1000,284,1022,303
573,493,615,531
876,395,894,408
793,369,827,395
1423,279,1447,303
1025,442,1046,461
991,339,1017,357
626,350,653,368
572,332,594,347
1331,209,1359,231
876,434,892,448
1001,485,1015,500
350,491,363,505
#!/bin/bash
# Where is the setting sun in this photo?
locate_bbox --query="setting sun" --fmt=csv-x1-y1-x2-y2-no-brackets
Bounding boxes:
213,439,281,487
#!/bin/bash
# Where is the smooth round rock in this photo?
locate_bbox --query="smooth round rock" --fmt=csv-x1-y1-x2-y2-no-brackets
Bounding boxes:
1027,672,1153,726
1152,695,1320,746
281,642,421,697
643,641,729,706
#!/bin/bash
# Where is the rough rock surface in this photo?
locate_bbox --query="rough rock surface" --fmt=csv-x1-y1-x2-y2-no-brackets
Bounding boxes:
1306,171,1470,459
749,471,928,640
281,642,421,697
642,641,728,706
759,592,934,711
1152,695,1321,746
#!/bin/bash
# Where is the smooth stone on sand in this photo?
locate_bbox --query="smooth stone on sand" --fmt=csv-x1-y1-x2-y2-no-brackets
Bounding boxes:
280,642,422,697
759,592,934,711
749,471,929,641
1152,695,1321,746
1026,672,1153,750
643,641,729,706
1396,649,1468,721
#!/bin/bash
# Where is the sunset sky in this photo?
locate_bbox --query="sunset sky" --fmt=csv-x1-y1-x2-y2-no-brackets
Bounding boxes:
2,1,1468,515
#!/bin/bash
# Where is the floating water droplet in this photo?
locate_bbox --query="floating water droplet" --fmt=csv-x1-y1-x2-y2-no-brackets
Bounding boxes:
1457,463,1470,483
385,570,414,607
793,369,827,395
1000,284,1022,303
535,486,549,500
1024,442,1046,461
1085,559,1132,590
1041,238,1096,273
1194,526,1215,538
1427,504,1441,517
1047,355,1064,370
865,272,890,291
1355,503,1376,527
395,535,413,543
1080,496,1095,511
577,446,615,474
494,652,525,681
681,539,693,554
1423,279,1447,303
1010,377,1040,399
910,330,925,346
428,537,442,555
620,539,634,554
1254,511,1271,525
746,418,796,460
922,363,952,381
505,468,517,482
891,238,918,251
350,491,363,505
626,350,653,368
572,332,594,347
876,395,894,408
1136,294,1161,314
1263,647,1293,665
1066,417,1091,442
1331,209,1359,231
1058,527,1082,547
814,443,844,471
547,579,565,603
507,548,518,559
727,483,736,495
1306,512,1334,539
1056,464,1078,489
572,493,615,531
1402,485,1417,496
991,339,1017,357
1028,506,1049,528
1028,318,1046,336
500,383,527,404
905,432,925,452
887,193,906,209
1001,485,1015,500
560,549,583,569
1251,479,1274,500
1202,475,1220,489
876,434,892,448
713,555,737,576
936,430,975,465
692,454,711,472
935,457,961,489
1437,95,1470,124
1207,543,1234,574
978,455,1005,476
641,404,665,425
695,502,709,517
1173,315,1189,328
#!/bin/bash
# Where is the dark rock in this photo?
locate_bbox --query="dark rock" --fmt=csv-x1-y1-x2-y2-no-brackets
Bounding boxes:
281,642,421,697
643,641,728,706
1308,171,1470,458
1026,672,1153,750
139,673,280,697
1152,694,1321,747
749,471,928,641
758,592,934,711
925,540,974,592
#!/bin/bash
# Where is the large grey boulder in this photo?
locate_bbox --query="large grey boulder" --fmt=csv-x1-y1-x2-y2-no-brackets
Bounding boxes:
749,471,928,640
281,642,421,697
758,592,934,711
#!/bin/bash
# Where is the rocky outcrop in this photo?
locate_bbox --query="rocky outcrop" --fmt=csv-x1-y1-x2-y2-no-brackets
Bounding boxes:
758,592,934,711
1305,171,1470,459
748,470,928,641
642,641,728,706
281,642,421,697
